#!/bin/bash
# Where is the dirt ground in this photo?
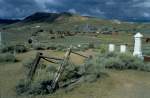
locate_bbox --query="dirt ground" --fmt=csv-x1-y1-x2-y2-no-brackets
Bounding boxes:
0,50,150,98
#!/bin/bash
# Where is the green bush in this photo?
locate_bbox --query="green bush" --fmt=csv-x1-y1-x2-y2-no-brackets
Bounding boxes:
33,43,46,50
0,53,17,62
47,44,66,51
46,44,57,50
99,44,107,53
15,45,28,53
88,43,95,49
0,45,28,53
56,44,66,51
0,45,14,53
88,52,147,71
22,58,34,69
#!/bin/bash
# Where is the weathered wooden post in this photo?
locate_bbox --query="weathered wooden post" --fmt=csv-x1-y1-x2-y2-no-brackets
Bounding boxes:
109,44,115,52
51,48,71,91
133,32,143,59
28,52,42,80
120,45,126,53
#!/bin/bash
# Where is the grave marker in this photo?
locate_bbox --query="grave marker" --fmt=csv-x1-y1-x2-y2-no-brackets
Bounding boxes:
133,32,143,59
120,45,126,53
109,44,115,52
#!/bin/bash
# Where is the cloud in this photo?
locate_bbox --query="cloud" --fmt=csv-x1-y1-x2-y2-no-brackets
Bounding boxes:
0,0,150,20
68,8,77,14
133,1,150,8
105,0,116,5
143,12,150,17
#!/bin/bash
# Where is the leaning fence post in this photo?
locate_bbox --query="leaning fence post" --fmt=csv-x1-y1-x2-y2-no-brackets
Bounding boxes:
133,32,143,59
109,44,115,52
28,52,42,80
51,48,71,91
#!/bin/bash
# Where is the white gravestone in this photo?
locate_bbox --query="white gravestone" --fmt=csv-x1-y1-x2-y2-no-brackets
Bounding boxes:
133,32,143,59
109,44,115,52
120,45,126,53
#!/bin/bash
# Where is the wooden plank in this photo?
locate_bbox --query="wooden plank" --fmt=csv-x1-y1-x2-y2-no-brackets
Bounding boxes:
41,57,60,64
42,56,63,60
71,51,89,58
51,48,71,90
28,52,42,80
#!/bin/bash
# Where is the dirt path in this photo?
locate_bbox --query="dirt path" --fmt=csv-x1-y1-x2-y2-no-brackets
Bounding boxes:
106,70,150,98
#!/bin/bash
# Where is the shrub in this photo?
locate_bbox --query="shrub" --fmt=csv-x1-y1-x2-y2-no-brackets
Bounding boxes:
89,52,147,71
79,44,89,51
0,45,14,53
88,43,95,49
99,44,107,53
15,45,28,53
46,44,57,50
33,43,46,50
0,45,28,53
22,58,34,69
104,57,124,69
56,44,66,51
0,53,17,62
17,64,57,95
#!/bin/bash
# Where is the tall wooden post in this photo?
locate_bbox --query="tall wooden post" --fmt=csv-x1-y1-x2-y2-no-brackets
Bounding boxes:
28,52,42,80
51,48,71,90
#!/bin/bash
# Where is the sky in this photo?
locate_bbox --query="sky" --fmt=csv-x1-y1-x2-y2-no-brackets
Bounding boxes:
0,0,150,20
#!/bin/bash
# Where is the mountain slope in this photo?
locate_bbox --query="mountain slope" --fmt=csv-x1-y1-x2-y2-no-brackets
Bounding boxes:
1,12,150,34
0,19,20,24
22,12,73,23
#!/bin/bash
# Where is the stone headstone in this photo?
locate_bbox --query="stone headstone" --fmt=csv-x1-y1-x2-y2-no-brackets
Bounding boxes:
109,44,115,52
78,44,81,47
120,45,126,53
133,32,143,59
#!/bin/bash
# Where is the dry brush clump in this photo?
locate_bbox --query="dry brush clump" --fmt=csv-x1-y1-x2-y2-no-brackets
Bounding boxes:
0,53,17,63
0,45,28,53
91,52,150,71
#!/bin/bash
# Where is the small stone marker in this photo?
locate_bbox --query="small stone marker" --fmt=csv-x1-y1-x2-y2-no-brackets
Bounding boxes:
78,44,81,47
120,45,126,53
109,44,115,52
133,32,143,59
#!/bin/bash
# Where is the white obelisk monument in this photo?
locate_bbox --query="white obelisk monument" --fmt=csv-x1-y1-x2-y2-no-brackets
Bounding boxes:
133,32,143,59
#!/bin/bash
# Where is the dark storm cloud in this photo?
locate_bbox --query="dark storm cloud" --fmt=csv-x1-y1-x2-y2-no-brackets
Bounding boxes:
0,0,150,19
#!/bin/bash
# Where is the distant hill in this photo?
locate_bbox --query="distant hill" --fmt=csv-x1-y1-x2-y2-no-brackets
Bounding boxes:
120,18,150,23
0,19,20,24
1,12,150,34
22,12,73,23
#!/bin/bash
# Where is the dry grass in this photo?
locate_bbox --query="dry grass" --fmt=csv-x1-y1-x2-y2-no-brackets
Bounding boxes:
1,50,150,98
